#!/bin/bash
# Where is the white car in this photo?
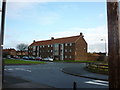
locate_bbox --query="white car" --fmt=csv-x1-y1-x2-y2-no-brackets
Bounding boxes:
43,58,53,61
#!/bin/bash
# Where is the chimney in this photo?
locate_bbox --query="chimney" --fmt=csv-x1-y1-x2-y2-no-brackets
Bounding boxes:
51,37,54,40
33,40,35,43
80,32,84,37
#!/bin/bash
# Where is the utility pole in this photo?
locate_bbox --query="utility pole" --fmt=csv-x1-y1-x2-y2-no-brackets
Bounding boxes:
0,0,6,89
107,0,120,88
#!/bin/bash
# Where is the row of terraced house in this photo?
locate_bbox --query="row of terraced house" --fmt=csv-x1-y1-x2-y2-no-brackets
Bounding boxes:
28,33,88,61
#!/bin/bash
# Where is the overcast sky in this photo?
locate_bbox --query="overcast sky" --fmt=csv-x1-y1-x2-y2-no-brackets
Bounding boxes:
1,1,109,53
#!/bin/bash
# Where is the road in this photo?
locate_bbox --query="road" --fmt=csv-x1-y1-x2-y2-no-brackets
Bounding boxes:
4,62,109,88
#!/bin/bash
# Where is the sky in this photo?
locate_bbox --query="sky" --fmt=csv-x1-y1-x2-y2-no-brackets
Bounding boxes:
1,1,109,53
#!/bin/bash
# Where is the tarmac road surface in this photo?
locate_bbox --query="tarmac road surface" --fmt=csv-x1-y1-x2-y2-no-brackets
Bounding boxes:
4,62,109,89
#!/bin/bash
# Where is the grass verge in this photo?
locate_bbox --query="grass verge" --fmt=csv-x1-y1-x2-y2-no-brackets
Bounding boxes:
4,59,46,65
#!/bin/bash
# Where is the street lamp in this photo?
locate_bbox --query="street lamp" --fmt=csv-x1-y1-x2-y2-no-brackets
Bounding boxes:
101,39,107,56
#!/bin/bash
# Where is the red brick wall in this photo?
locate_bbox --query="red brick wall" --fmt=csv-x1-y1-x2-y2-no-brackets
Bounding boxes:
75,36,87,61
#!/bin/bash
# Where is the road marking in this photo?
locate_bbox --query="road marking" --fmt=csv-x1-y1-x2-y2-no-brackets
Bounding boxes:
85,80,109,86
4,68,32,73
7,68,13,71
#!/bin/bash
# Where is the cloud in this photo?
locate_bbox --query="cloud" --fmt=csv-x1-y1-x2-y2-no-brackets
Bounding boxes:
48,26,108,52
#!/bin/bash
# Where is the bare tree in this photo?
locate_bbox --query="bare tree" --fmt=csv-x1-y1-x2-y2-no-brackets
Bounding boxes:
16,43,28,56
16,43,28,51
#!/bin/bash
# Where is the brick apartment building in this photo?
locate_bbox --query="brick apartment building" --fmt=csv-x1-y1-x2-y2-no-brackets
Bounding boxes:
3,48,16,57
16,51,28,56
28,33,87,61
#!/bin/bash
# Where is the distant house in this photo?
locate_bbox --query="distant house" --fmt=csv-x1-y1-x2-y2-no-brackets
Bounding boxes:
16,51,28,56
3,48,16,57
28,33,87,61
87,52,107,61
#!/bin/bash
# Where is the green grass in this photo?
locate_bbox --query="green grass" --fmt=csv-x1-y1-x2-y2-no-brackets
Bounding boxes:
4,59,46,65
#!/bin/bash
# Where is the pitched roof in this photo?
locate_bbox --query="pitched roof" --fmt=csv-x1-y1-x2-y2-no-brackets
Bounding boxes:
3,49,16,52
29,35,81,46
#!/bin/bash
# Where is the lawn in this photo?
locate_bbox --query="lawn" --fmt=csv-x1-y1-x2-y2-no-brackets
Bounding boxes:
4,59,46,65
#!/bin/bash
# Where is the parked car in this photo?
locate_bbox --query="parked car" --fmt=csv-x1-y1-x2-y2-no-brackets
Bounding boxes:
35,57,42,60
13,56,20,59
22,56,29,60
28,56,35,60
43,57,53,61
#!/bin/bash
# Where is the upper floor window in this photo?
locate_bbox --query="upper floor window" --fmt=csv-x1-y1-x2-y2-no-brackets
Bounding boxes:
70,43,72,46
48,45,50,47
33,46,36,51
54,44,59,47
51,45,53,47
37,46,39,51
65,43,68,46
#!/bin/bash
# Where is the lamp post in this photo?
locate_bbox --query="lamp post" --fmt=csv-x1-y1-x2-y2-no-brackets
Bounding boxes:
101,39,107,56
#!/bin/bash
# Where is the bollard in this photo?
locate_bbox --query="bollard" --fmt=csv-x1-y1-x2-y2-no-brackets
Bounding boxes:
73,81,76,90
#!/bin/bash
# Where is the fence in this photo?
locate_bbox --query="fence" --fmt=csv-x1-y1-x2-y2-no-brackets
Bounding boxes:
86,62,108,72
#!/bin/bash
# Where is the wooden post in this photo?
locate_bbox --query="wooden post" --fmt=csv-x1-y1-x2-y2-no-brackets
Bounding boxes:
107,0,120,88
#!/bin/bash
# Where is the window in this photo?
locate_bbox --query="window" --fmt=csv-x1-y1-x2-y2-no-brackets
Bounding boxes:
69,56,72,58
65,49,67,52
51,50,53,52
54,44,59,47
65,55,67,58
33,46,36,51
70,43,72,46
33,52,35,55
37,52,39,56
48,45,50,47
65,43,67,46
69,49,72,52
37,46,39,51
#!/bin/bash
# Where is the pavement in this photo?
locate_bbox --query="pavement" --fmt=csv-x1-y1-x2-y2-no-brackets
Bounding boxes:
62,66,108,81
3,75,56,89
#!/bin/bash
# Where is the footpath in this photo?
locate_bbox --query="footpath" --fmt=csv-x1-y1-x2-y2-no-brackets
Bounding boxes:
62,66,108,81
